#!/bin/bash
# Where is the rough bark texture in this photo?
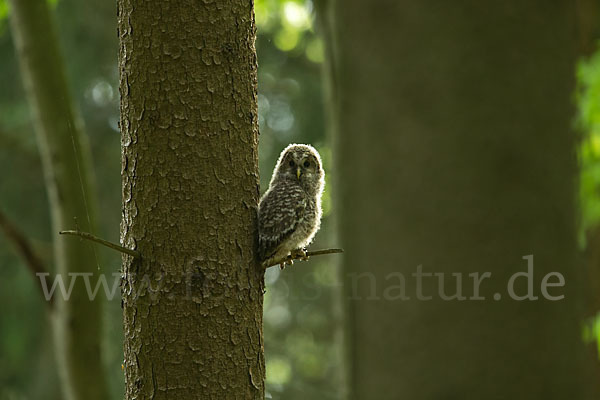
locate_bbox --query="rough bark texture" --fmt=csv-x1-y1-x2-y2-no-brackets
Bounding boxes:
327,1,589,399
118,1,264,399
7,1,108,400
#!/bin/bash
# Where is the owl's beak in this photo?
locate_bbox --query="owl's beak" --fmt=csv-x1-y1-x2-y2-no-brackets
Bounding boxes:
296,167,302,180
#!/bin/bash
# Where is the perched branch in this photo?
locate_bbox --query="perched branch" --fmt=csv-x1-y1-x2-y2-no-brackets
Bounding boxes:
59,230,141,259
265,248,344,269
0,209,52,306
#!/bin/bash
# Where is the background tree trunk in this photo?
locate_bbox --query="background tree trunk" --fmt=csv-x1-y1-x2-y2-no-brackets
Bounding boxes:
7,1,108,400
324,1,590,399
118,0,264,398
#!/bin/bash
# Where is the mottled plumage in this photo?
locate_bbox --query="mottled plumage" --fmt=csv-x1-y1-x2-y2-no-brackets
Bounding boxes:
258,144,325,267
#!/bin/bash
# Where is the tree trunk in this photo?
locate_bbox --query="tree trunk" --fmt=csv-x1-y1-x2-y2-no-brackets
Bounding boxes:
325,1,589,399
117,1,264,399
7,1,108,400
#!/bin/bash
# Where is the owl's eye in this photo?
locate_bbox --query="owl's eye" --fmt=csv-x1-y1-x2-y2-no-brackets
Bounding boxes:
289,160,295,167
303,161,310,168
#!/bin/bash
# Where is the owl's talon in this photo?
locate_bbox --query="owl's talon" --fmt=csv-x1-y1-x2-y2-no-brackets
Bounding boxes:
301,247,310,261
279,256,295,269
291,248,309,261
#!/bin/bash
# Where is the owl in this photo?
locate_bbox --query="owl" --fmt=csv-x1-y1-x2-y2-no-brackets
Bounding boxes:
258,144,325,268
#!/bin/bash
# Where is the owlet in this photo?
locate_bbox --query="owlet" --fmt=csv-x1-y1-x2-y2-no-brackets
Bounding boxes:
258,144,325,267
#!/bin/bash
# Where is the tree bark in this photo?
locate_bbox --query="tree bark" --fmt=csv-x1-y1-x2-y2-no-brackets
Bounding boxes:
7,1,108,400
118,1,264,399
324,1,590,399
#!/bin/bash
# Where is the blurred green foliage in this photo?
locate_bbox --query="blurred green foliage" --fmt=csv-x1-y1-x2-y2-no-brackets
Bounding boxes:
579,49,600,233
0,0,341,399
255,2,343,398
0,1,8,22
577,45,600,359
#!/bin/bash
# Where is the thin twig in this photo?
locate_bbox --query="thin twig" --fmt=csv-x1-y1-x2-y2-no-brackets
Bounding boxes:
265,248,344,269
59,230,141,258
0,209,53,306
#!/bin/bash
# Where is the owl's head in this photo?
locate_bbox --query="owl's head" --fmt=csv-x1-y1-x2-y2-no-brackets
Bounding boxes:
271,144,324,195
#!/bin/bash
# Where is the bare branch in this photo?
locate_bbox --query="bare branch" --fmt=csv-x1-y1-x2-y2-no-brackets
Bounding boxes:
264,248,344,269
59,230,141,259
0,209,52,306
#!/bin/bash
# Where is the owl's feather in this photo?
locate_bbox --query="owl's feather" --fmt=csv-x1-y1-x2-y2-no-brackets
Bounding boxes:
258,183,307,260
